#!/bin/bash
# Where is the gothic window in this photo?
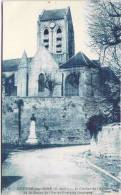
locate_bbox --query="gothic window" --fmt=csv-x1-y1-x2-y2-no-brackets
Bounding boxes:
43,29,49,49
38,73,45,92
57,28,62,34
65,73,79,96
56,27,62,53
5,74,15,96
44,29,49,35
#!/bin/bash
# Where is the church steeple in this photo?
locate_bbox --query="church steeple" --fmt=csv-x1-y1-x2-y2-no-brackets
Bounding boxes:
19,50,28,68
17,50,28,97
37,7,75,65
22,50,27,58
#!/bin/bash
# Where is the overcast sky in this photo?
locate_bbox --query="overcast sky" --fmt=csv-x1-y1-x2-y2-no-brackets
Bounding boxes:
3,0,98,60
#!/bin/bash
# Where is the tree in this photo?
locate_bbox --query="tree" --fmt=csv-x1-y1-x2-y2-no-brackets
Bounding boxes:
86,114,106,142
102,80,120,121
45,73,57,97
88,0,121,77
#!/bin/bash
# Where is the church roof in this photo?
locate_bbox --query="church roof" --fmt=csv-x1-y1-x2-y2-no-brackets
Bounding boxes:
2,58,32,72
2,59,20,72
100,67,119,83
39,8,67,21
60,52,99,69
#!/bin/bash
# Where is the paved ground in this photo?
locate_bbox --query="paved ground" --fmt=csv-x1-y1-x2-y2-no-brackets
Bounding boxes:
2,145,121,195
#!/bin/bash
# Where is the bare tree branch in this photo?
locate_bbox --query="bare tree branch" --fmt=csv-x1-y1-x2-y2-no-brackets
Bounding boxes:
88,0,121,76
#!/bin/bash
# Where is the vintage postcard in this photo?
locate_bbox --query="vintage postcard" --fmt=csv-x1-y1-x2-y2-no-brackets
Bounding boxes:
1,0,121,194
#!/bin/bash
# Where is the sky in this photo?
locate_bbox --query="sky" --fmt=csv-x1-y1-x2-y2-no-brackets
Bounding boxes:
3,0,98,60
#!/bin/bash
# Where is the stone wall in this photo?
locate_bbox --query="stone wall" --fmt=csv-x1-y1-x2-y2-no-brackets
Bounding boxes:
91,123,121,157
2,99,19,144
2,96,113,145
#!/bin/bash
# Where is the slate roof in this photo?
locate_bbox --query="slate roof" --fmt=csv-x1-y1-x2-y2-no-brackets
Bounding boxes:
2,58,32,72
2,54,119,84
39,8,67,21
91,60,101,67
100,67,119,83
60,52,100,69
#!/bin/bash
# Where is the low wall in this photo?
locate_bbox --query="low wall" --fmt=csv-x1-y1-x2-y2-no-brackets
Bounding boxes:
91,123,121,157
2,96,113,145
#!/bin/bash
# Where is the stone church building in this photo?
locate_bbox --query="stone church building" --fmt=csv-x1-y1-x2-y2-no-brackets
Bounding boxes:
3,7,101,98
2,7,119,145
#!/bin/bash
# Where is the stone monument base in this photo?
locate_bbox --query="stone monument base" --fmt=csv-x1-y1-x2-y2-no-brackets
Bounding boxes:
26,138,38,144
26,120,38,145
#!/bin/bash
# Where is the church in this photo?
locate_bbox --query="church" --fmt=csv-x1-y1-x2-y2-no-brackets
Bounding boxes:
2,7,119,145
3,7,101,98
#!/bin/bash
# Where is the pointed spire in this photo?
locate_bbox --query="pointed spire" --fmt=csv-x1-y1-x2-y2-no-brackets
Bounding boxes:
19,50,28,68
22,50,28,60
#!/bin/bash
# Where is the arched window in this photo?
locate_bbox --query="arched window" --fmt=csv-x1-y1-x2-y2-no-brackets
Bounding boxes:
44,29,49,35
56,27,62,53
38,73,45,92
5,74,14,96
43,29,49,49
65,73,79,96
57,28,62,34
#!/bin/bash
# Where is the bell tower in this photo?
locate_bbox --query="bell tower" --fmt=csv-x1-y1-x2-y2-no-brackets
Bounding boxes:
37,7,75,65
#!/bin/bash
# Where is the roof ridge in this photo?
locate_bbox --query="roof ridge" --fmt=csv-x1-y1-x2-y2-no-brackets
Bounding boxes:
60,53,76,67
60,52,98,69
3,58,20,61
44,8,67,11
3,57,32,62
60,51,86,67
39,8,67,21
81,52,90,66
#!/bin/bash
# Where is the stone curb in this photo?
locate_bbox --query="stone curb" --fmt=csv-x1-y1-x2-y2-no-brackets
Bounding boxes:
84,152,121,184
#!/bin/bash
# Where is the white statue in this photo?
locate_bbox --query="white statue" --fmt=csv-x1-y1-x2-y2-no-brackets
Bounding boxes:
26,114,38,144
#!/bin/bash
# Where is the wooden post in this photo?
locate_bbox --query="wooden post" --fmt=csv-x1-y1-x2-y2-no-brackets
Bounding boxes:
16,99,24,144
61,73,64,96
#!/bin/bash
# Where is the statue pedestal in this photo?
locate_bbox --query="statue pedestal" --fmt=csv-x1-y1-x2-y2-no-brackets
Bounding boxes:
26,121,38,144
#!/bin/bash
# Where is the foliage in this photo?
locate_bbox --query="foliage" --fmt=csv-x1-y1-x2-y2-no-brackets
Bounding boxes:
45,73,57,96
16,99,24,108
67,72,80,87
86,114,106,141
88,0,121,76
103,80,120,104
